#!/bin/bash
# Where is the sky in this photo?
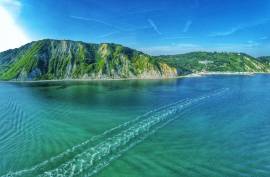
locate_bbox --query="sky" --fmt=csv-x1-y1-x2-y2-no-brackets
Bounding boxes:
0,0,270,56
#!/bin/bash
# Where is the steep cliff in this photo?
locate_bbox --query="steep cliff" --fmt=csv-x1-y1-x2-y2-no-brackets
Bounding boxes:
0,39,177,81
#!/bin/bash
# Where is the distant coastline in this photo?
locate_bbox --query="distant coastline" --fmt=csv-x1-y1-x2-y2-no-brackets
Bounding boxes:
183,71,270,77
1,39,270,82
194,71,269,76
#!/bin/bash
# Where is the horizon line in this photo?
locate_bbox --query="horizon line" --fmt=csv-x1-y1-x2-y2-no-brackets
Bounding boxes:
0,38,268,58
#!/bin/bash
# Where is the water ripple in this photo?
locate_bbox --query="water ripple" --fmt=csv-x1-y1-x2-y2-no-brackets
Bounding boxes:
2,88,229,177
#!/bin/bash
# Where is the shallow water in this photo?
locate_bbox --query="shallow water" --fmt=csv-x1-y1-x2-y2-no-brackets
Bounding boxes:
0,75,270,176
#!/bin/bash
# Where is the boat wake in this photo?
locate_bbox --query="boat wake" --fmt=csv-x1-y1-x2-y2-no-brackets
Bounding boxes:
2,88,229,177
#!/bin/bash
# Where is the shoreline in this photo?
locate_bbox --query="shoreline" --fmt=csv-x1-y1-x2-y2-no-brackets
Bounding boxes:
196,71,260,76
0,72,269,83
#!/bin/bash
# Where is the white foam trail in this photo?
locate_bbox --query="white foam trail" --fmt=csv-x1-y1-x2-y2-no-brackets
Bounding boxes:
82,108,192,177
2,99,191,176
2,88,229,177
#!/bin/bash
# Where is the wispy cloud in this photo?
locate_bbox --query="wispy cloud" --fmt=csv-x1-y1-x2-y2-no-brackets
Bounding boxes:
209,27,240,37
210,19,270,37
212,42,262,55
97,31,118,38
141,41,263,56
162,36,192,40
147,18,162,35
183,20,192,33
0,0,22,14
141,43,202,56
246,40,260,48
70,15,151,33
260,36,268,40
70,15,124,31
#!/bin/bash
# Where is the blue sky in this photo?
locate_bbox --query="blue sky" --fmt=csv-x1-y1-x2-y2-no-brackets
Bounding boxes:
0,0,270,56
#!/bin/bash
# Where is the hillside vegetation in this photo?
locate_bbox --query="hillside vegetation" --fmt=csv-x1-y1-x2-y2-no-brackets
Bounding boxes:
156,52,270,75
0,40,269,81
0,39,176,81
257,56,270,65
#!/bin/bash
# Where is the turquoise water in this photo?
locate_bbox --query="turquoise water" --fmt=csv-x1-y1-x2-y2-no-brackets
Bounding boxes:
0,75,270,176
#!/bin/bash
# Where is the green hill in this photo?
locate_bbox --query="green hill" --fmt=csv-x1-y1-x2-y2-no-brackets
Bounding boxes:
156,52,270,75
257,56,270,64
0,40,269,81
0,39,177,81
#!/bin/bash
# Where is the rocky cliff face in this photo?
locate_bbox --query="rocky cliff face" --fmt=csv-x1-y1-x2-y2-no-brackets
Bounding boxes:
0,39,177,81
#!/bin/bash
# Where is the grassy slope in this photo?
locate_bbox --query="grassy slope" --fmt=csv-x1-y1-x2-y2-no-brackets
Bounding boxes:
1,42,44,80
0,43,32,74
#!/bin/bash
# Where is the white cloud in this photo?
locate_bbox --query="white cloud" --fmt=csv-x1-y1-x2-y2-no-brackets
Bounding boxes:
97,31,118,38
141,43,202,55
148,18,162,35
182,20,192,33
209,27,240,37
210,19,270,37
260,36,268,40
0,3,30,52
1,0,22,14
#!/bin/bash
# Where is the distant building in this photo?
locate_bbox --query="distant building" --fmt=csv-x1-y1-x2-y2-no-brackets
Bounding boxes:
198,60,214,65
